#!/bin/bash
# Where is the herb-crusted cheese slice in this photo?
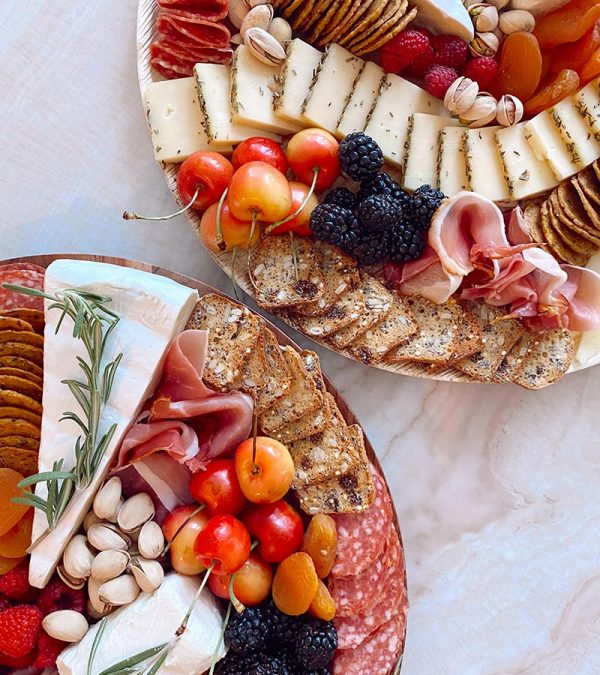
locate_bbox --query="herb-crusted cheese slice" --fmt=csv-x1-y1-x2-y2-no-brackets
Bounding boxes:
302,43,365,136
464,126,511,202
29,261,198,588
403,114,461,191
574,77,600,138
144,77,231,163
525,110,579,181
364,74,446,168
495,122,558,200
550,97,600,169
438,126,468,197
231,45,301,136
274,39,323,125
337,61,385,138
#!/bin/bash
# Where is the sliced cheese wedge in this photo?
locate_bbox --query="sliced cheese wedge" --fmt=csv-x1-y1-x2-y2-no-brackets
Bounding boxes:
495,122,558,200
525,110,579,181
551,97,600,169
144,77,231,163
574,77,600,139
364,74,446,168
231,45,301,136
274,39,323,125
57,575,225,674
29,261,198,588
438,126,468,197
403,114,461,191
464,126,511,203
337,61,385,138
194,63,280,146
302,44,365,136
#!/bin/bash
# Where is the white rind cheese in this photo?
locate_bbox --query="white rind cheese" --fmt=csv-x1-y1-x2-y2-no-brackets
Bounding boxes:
438,126,468,197
551,98,600,169
574,78,600,138
337,61,385,138
29,261,198,589
464,126,511,203
302,44,365,136
144,78,231,163
57,574,226,674
525,110,579,181
412,0,474,42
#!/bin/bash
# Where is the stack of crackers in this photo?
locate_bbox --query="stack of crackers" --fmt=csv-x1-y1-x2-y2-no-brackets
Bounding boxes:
524,161,600,266
186,293,376,514
270,0,417,56
0,308,44,476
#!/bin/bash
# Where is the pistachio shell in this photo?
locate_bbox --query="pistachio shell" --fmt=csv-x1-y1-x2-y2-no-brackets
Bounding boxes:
470,4,499,32
240,4,273,38
57,565,85,590
244,26,286,66
498,9,535,34
487,0,509,7
268,17,292,46
228,0,249,29
91,549,130,582
83,510,104,532
99,575,141,606
460,94,498,127
130,558,165,593
444,76,479,116
496,94,524,126
469,31,499,57
87,523,130,552
43,610,89,643
137,521,165,560
63,534,94,581
93,477,122,520
88,576,112,617
117,493,155,533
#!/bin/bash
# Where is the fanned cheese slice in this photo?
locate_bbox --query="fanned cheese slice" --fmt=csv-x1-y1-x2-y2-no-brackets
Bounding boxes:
464,126,511,202
29,261,198,588
438,126,468,197
337,61,385,138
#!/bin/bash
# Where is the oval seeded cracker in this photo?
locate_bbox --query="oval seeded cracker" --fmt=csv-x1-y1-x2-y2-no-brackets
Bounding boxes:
0,356,43,378
333,0,378,46
578,166,600,207
0,436,40,452
0,418,41,439
0,391,42,416
0,407,41,427
0,376,43,402
354,7,417,56
0,343,43,366
312,0,355,45
0,368,42,386
340,0,388,46
0,447,38,476
0,317,33,332
572,177,600,230
0,309,44,334
0,331,43,348
348,0,402,49
543,200,593,265
548,199,597,258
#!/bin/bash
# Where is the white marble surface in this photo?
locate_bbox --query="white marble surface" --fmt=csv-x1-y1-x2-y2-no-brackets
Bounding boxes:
2,2,600,673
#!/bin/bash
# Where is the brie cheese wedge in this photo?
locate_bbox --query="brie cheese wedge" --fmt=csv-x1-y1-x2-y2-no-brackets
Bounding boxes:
29,261,198,588
57,574,226,674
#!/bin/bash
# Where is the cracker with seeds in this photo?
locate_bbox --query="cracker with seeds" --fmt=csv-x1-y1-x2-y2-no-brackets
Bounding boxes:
275,391,333,445
543,200,591,266
512,329,575,390
578,166,600,207
451,307,483,361
493,332,536,384
254,329,292,414
234,332,271,397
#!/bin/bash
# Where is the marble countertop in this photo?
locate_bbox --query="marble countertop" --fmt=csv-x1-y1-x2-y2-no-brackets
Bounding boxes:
2,1,600,672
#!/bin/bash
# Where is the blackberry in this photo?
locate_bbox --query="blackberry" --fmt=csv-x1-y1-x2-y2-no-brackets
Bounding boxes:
387,220,428,262
358,194,403,232
358,172,411,212
302,669,331,675
409,184,445,230
225,606,272,656
310,204,361,249
216,652,292,675
338,132,384,181
347,229,389,265
323,187,357,210
293,619,338,670
264,601,305,647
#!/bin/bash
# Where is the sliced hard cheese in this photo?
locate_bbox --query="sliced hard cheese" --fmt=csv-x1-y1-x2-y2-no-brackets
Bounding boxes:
274,39,323,125
231,46,301,136
495,122,558,199
144,77,231,163
302,43,365,136
29,261,198,588
57,575,225,674
464,126,511,202
403,114,461,191
525,110,579,181
194,63,280,146
337,61,385,138
574,77,600,139
551,97,600,169
438,126,468,197
364,74,446,168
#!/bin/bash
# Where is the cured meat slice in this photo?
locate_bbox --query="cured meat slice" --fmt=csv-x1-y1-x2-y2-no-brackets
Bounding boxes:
331,466,393,577
0,265,45,311
150,40,232,78
157,12,231,49
333,614,405,675
159,4,228,22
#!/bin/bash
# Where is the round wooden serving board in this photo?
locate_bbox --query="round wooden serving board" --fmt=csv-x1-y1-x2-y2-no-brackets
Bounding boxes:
4,253,408,669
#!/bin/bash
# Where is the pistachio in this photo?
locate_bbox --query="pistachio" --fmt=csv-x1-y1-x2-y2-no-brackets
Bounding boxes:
43,610,89,643
508,0,567,13
57,565,86,590
91,549,130,582
130,558,165,593
63,534,94,581
247,0,270,6
137,520,165,560
231,33,244,45
229,0,250,29
99,574,141,606
469,31,500,57
269,17,292,46
498,9,535,34
487,0,509,7
117,493,155,533
460,93,498,127
83,510,104,532
469,4,499,32
496,94,524,126
241,4,273,38
88,576,112,617
93,477,122,521
244,27,286,67
444,76,480,116
87,523,130,552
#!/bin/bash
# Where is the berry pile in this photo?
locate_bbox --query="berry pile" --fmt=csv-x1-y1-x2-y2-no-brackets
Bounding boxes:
310,133,444,266
218,600,337,675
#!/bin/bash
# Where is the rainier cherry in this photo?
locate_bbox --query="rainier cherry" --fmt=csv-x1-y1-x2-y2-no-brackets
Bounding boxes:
162,505,209,576
235,436,294,504
199,200,260,253
227,162,292,225
286,129,340,192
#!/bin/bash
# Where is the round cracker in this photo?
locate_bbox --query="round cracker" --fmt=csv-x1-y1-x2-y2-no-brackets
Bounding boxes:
348,0,403,49
0,357,43,378
0,418,41,440
292,0,320,29
281,0,305,19
0,368,43,386
0,391,42,416
340,0,388,46
300,0,336,31
355,6,417,55
0,343,43,367
0,447,38,477
0,436,40,452
312,0,354,44
548,199,598,256
0,407,41,427
550,189,600,245
594,159,600,184
0,375,43,402
307,0,348,44
572,177,600,230
578,166,600,207
0,331,43,348
541,200,590,266
0,317,33,332
523,200,545,244
334,0,379,46
0,309,44,334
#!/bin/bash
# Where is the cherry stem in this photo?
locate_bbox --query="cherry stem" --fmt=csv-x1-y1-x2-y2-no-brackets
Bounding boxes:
216,188,229,251
123,186,201,222
250,540,259,551
248,210,258,247
230,245,240,301
251,411,259,475
176,560,216,636
290,232,299,281
228,574,245,614
265,167,319,235
163,504,205,555
209,598,233,675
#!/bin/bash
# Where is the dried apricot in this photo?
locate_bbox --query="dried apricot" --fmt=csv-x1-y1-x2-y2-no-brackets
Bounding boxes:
0,555,24,575
0,468,30,536
272,552,319,616
535,0,600,48
301,514,337,579
0,510,33,558
549,21,600,74
525,69,581,116
309,580,336,621
581,46,600,81
493,32,542,102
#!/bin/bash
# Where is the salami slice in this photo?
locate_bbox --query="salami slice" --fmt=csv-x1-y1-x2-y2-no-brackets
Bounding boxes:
150,40,232,78
331,466,393,577
0,266,45,312
157,12,231,49
158,3,228,22
333,614,405,675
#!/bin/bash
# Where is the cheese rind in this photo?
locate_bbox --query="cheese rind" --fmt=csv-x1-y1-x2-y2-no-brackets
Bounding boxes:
551,98,600,169
29,261,198,588
464,126,511,203
525,110,579,181
438,126,468,197
337,61,385,138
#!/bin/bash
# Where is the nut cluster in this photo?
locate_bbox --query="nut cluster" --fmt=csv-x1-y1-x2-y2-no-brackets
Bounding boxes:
463,1,536,57
229,0,292,66
444,76,524,127
49,477,166,644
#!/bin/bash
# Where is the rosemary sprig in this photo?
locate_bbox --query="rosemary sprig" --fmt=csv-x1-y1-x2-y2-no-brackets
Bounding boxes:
88,618,108,675
2,284,123,529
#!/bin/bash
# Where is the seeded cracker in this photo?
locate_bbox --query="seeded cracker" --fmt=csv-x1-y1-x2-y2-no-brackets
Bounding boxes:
0,447,38,476
0,343,43,367
342,0,389,48
0,436,40,452
254,329,292,414
0,417,41,440
578,166,600,207
0,309,44,334
554,184,600,244
234,332,270,397
543,200,592,266
290,0,319,29
572,176,600,230
0,375,42,402
493,332,536,384
0,391,42,416
548,199,597,259
0,317,33,332
313,0,355,46
0,407,41,427
0,368,42,386
348,0,403,50
512,330,575,390
0,356,43,379
331,0,378,47
354,7,417,57
0,331,43,348
275,391,333,445
523,200,545,244
307,0,345,44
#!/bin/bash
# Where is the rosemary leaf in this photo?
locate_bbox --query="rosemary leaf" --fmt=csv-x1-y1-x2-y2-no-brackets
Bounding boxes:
87,617,108,675
17,471,74,487
142,647,171,675
12,495,48,512
98,643,170,675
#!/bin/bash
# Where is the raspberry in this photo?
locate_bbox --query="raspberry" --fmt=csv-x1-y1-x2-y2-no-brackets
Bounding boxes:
0,597,11,613
37,578,86,616
424,65,459,99
380,29,431,74
0,649,36,669
404,46,435,77
0,561,34,602
34,631,67,670
0,605,42,658
463,57,499,90
431,35,468,69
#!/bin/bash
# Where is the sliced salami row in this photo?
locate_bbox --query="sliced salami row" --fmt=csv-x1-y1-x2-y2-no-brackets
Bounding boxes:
0,263,45,311
330,464,407,675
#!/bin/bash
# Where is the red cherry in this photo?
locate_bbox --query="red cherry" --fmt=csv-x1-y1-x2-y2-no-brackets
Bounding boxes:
189,459,247,516
177,151,234,211
286,129,340,191
194,514,250,575
242,500,304,563
232,137,288,174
